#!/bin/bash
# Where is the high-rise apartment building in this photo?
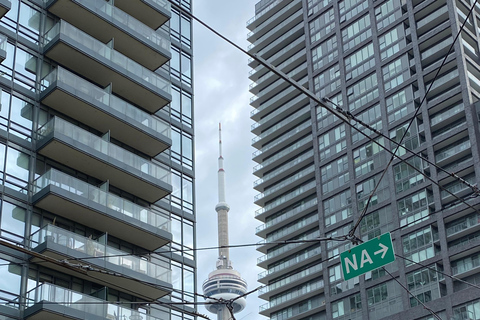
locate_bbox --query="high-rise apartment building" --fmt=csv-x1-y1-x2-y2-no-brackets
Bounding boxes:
248,0,480,319
0,1,196,320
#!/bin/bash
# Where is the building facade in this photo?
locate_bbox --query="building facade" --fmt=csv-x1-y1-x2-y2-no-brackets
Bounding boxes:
0,0,196,320
248,0,480,319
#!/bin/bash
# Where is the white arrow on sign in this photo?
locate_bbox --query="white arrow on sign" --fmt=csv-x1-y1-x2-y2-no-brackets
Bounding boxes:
374,243,388,259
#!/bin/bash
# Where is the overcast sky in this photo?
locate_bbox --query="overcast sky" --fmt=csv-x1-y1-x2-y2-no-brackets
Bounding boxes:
192,1,268,319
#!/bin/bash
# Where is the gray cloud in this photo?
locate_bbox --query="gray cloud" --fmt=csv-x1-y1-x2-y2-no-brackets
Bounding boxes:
193,1,268,319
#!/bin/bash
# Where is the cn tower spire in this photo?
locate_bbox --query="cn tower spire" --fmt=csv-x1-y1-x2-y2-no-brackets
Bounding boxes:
216,123,231,267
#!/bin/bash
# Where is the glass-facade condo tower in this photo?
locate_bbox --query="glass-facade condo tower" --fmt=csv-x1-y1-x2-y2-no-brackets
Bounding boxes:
0,0,196,320
248,0,480,319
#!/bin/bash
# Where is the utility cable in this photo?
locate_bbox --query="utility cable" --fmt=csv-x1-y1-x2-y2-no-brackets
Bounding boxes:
348,0,480,239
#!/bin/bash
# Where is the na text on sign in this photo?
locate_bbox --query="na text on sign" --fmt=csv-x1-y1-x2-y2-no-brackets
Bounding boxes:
340,232,395,281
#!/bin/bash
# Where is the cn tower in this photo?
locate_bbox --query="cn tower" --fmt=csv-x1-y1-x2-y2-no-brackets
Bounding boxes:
202,123,248,320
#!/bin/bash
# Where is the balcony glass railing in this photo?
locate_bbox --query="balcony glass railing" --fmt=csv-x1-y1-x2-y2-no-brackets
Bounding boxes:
255,166,315,202
452,254,480,275
26,283,163,320
248,0,300,39
41,67,171,138
258,230,320,264
416,5,448,31
44,20,171,94
260,278,324,311
259,263,322,296
33,168,171,232
250,62,307,103
249,36,305,72
440,173,476,199
255,180,316,217
37,117,171,184
65,0,170,51
252,104,309,143
253,120,311,158
248,7,302,51
430,103,464,127
246,0,282,26
435,139,471,163
254,147,314,187
446,213,480,237
31,225,171,282
258,244,320,280
256,197,318,233
256,22,303,56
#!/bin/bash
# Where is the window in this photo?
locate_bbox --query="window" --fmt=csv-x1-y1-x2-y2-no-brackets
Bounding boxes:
318,124,346,160
375,0,403,30
386,86,415,123
339,0,368,22
360,206,393,241
332,293,362,319
310,8,335,44
168,84,192,127
345,43,375,80
314,63,341,97
397,189,432,227
393,157,425,194
407,264,444,307
324,189,352,226
170,8,191,47
321,155,349,194
170,46,192,86
341,14,371,51
170,127,193,170
312,36,338,71
170,169,193,214
402,226,438,265
347,73,379,111
351,104,382,143
356,174,390,211
367,280,402,320
307,0,332,16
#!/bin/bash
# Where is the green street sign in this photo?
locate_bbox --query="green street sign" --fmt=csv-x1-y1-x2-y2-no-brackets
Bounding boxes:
340,232,395,281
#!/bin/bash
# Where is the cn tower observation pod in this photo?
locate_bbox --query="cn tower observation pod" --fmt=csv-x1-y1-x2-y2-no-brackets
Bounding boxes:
202,269,248,314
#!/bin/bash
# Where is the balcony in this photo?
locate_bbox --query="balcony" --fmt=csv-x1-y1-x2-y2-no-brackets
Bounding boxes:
256,198,318,237
252,120,312,163
25,283,168,320
446,214,480,242
44,0,170,70
252,104,310,148
114,0,171,30
30,225,171,299
247,0,302,42
33,169,171,251
36,117,172,203
257,245,321,284
43,20,171,113
259,279,324,316
248,7,303,54
258,263,323,300
254,166,315,206
255,180,316,221
0,0,10,18
41,67,171,157
254,146,314,192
